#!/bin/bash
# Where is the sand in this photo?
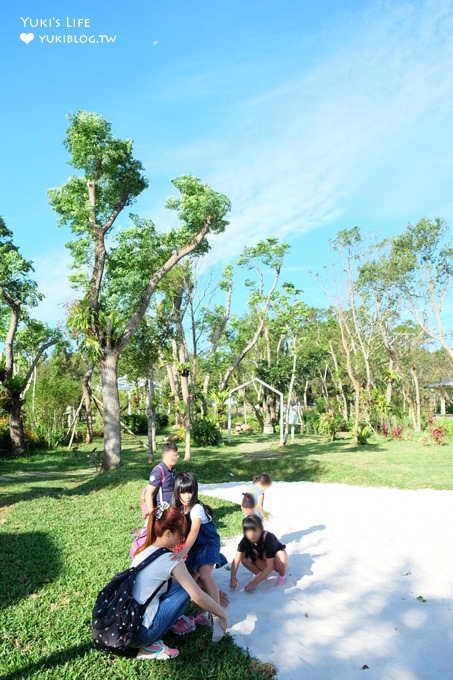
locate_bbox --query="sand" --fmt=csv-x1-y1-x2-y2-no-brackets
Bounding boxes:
201,481,453,680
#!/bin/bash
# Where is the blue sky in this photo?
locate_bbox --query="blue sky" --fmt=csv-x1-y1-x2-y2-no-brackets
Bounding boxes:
2,0,453,325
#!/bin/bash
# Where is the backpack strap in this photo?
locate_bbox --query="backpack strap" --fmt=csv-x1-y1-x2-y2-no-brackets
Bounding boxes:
156,464,166,505
133,546,171,611
133,546,169,574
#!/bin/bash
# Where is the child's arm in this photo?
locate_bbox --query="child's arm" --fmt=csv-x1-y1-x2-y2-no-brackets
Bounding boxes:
144,484,157,515
244,557,274,592
175,517,202,560
229,551,243,589
255,493,269,519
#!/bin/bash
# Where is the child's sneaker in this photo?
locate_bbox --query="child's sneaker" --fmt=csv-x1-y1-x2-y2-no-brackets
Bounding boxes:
170,615,196,635
211,616,225,642
194,612,212,627
277,575,286,586
137,640,179,660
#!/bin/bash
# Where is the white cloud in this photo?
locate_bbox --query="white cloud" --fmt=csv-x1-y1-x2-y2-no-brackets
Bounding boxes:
143,0,453,270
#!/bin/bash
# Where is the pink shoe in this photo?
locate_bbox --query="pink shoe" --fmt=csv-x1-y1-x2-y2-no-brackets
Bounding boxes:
277,575,286,586
194,612,213,627
137,640,179,660
170,615,196,635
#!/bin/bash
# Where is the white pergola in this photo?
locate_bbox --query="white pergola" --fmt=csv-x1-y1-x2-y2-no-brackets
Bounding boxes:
227,377,284,444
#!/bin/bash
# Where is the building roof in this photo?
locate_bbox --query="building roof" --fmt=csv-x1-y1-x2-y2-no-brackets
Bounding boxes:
425,377,453,389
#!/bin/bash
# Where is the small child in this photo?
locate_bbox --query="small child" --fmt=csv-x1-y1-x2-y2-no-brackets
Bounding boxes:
246,473,272,519
172,471,227,641
230,515,288,592
240,492,256,516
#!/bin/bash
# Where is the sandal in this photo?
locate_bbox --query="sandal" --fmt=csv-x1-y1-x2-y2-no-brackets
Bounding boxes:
137,640,179,660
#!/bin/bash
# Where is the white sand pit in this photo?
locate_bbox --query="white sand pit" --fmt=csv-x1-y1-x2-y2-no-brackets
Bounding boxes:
201,480,453,680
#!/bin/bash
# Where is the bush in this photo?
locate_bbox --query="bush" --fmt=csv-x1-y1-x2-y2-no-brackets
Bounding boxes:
427,416,445,445
357,423,373,445
433,417,453,439
192,417,222,447
392,425,404,440
155,413,169,430
318,412,341,441
302,410,320,434
122,413,148,434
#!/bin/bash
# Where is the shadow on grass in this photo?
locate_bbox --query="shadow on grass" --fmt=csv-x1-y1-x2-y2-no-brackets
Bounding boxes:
1,642,93,680
0,531,62,609
0,432,387,508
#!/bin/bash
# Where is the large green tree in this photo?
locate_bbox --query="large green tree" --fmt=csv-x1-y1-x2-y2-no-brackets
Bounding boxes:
0,218,59,456
49,111,230,469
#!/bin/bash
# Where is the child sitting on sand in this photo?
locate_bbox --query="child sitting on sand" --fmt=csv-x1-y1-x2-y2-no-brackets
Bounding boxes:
242,473,272,519
229,515,288,592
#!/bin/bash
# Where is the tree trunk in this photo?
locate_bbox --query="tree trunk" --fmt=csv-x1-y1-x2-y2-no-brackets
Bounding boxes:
166,363,184,427
329,342,348,420
100,350,121,470
179,355,192,462
303,380,309,408
146,375,157,463
386,357,394,404
82,365,94,444
410,365,422,432
7,395,26,458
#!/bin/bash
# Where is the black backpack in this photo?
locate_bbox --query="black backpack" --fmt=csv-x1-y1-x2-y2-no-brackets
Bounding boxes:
92,546,170,654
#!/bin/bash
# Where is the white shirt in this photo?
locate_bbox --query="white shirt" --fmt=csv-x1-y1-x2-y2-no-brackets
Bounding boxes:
189,503,210,524
131,545,179,628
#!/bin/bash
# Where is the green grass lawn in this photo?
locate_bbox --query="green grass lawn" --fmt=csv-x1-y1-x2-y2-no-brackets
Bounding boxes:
0,431,452,679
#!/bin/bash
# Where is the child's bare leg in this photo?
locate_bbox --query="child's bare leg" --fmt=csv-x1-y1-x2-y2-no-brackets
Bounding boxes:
193,569,229,607
198,564,220,605
274,550,288,577
241,556,266,575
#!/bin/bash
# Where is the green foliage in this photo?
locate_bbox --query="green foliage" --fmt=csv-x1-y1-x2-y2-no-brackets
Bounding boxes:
357,423,374,445
302,410,320,434
317,412,343,441
0,217,42,309
192,417,222,446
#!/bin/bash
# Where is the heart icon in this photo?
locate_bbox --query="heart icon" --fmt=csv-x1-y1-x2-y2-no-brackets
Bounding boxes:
20,32,35,44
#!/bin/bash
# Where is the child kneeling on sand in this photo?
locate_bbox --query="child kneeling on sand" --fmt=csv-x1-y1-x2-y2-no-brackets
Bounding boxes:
229,515,288,592
241,473,272,519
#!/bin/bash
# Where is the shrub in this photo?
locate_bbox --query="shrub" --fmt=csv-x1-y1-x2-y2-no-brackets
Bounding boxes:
122,413,147,434
357,423,373,445
427,416,445,445
192,417,222,446
380,423,390,437
435,418,453,438
392,425,404,439
155,413,169,430
302,410,320,434
318,412,340,441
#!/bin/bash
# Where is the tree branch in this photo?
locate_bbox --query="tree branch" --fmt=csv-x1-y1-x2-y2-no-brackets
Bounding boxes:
23,338,59,389
219,265,281,391
117,217,213,352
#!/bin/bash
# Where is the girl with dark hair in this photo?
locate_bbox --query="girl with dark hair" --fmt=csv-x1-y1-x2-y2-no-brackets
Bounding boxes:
172,472,227,639
249,473,272,519
229,515,288,592
131,504,228,660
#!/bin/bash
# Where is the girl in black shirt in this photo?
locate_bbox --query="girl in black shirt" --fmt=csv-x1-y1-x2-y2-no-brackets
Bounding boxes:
230,516,288,592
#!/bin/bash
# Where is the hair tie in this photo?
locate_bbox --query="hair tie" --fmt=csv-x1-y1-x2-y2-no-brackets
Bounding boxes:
153,501,170,519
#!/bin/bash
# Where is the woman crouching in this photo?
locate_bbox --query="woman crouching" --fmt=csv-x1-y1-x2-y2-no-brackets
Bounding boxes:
131,504,227,660
230,515,288,592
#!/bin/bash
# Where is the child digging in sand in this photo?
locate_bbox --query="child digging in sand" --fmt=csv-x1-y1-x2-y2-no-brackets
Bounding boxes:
229,515,288,592
242,473,272,519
